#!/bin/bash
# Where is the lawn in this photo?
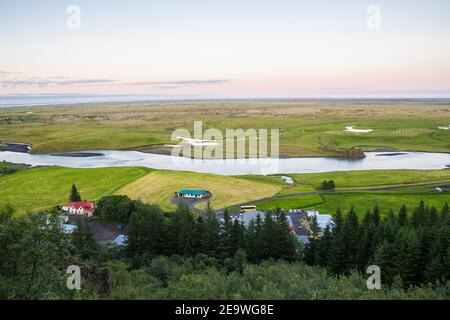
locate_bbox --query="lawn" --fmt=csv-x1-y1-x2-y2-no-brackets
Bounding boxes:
1,164,450,217
289,169,450,190
0,166,150,216
255,188,450,218
252,170,450,216
314,191,450,216
115,170,282,211
256,194,325,211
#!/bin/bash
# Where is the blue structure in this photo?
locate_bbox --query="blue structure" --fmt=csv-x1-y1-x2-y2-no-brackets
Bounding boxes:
113,235,128,246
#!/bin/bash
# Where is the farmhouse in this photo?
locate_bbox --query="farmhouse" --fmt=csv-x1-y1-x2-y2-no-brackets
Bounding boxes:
62,201,96,217
175,189,212,199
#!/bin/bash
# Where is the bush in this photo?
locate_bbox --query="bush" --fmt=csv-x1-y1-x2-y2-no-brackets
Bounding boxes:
96,195,134,223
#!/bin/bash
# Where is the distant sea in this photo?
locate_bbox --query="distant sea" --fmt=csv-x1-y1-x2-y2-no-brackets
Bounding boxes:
1,94,450,108
0,94,203,108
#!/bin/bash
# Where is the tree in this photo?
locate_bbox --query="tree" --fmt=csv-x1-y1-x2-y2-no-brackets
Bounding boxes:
316,224,332,267
70,183,81,202
273,210,297,261
328,208,349,274
72,217,99,259
204,202,221,258
394,228,423,287
328,180,336,190
0,211,73,299
304,215,321,265
373,241,399,286
219,208,234,259
260,212,276,259
343,207,359,271
321,180,335,190
96,195,134,223
398,205,408,226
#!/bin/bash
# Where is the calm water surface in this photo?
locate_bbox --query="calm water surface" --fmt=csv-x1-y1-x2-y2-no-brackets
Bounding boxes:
0,150,449,175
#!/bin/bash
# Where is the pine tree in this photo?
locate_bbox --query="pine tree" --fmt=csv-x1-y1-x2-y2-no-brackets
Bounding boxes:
328,208,347,274
425,225,449,284
343,206,359,271
230,218,245,254
395,228,423,287
373,241,398,286
273,210,297,261
316,224,332,267
193,216,209,255
304,215,321,265
219,208,234,259
372,205,380,226
398,204,408,226
205,202,221,258
261,212,276,259
71,218,99,259
357,211,375,271
70,183,81,202
440,202,449,224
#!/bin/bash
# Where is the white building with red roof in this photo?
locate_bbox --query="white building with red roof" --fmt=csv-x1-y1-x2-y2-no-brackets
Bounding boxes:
62,201,96,217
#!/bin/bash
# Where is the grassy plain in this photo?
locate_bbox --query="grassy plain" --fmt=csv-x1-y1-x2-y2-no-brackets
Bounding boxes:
0,166,283,215
1,100,449,156
1,101,450,216
115,170,282,211
0,166,150,216
1,164,449,217
254,170,450,216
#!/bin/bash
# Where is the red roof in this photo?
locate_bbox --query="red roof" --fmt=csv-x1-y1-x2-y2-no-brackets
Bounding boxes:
64,201,96,212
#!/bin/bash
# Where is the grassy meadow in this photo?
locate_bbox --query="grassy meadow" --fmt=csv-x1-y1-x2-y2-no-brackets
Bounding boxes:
0,166,284,216
114,170,282,211
254,170,450,216
0,166,150,216
1,161,449,217
1,101,450,216
0,101,449,156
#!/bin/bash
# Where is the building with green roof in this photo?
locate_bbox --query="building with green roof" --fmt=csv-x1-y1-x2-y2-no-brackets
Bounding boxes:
175,189,212,199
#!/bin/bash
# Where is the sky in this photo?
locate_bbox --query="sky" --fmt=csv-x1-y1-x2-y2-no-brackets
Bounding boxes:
1,0,450,99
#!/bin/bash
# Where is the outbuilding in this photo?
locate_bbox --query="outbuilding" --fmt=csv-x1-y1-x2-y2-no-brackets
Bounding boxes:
175,189,212,199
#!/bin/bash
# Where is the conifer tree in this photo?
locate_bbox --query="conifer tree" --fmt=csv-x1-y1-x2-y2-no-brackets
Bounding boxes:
304,215,321,265
70,183,81,202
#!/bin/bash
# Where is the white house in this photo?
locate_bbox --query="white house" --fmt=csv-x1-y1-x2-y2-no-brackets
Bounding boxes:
62,201,96,217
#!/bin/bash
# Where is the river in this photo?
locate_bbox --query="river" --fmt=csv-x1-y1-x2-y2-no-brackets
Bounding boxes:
1,150,450,175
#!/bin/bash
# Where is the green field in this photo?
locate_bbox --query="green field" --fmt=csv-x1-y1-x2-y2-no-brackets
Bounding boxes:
289,169,450,189
1,165,450,217
2,100,450,217
1,101,449,157
0,166,150,216
254,170,450,216
314,190,450,215
115,170,282,211
0,166,283,215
